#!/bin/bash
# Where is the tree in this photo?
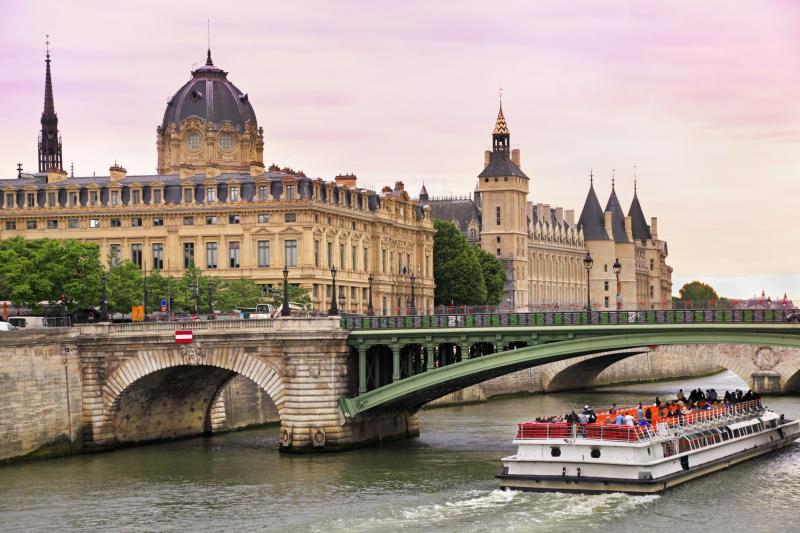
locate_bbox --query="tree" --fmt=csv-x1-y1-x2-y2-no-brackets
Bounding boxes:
678,281,719,302
214,278,263,312
107,261,143,314
270,283,312,311
432,220,487,305
475,247,506,305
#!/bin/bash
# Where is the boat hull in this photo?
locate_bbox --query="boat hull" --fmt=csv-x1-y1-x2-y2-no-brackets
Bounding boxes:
498,425,799,494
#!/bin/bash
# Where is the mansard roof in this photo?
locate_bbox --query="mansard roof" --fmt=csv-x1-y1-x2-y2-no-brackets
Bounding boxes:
478,152,528,179
426,198,481,234
627,189,652,241
577,182,608,240
604,186,629,243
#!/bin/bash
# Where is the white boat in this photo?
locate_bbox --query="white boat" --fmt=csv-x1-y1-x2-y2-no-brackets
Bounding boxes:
498,399,800,494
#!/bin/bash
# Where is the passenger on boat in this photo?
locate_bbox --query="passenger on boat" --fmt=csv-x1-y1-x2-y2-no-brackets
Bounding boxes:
655,396,662,407
609,403,618,414
677,389,687,402
614,412,625,425
624,413,635,426
636,403,644,421
645,407,653,422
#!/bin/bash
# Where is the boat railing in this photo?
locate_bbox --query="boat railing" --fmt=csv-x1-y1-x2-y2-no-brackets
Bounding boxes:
514,400,764,443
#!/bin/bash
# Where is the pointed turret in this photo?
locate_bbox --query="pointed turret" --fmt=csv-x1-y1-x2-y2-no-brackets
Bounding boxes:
627,182,652,241
38,36,63,172
604,181,629,243
479,101,527,179
577,175,608,240
418,183,429,202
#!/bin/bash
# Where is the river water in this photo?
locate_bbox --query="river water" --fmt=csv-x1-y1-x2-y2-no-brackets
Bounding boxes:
1,371,798,532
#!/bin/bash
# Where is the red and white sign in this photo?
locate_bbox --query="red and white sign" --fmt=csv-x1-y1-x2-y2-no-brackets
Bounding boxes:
175,330,193,344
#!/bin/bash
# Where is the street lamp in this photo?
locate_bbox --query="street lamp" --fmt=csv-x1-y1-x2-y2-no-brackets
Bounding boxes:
410,273,417,315
583,252,593,312
207,279,214,317
329,265,339,316
100,271,109,322
367,273,374,316
281,266,290,317
613,258,622,310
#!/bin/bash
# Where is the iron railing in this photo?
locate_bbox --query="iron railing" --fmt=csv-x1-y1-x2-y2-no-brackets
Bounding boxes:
341,308,799,330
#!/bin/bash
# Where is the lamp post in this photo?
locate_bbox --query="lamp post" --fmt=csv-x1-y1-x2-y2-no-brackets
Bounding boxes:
367,273,374,316
142,260,148,318
613,258,622,310
100,271,109,322
207,279,214,316
583,252,593,312
410,273,417,315
329,265,339,316
281,266,290,317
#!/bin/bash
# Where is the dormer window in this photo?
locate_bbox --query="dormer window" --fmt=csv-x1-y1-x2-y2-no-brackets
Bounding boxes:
206,187,217,202
229,186,239,201
258,185,269,201
183,188,193,204
47,192,56,207
5,194,13,208
152,189,162,205
286,185,295,200
111,190,120,206
131,190,141,205
89,191,98,206
26,193,35,208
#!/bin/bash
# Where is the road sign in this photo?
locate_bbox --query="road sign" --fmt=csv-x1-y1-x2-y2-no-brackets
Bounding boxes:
161,305,168,312
161,299,168,307
175,330,193,344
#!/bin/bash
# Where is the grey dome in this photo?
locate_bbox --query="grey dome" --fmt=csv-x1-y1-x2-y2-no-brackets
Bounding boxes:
161,51,257,132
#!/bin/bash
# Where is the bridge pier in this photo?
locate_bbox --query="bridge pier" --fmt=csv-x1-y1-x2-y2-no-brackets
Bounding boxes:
751,372,782,395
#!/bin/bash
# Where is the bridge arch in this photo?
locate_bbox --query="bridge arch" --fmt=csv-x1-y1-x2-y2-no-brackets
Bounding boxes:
100,346,285,445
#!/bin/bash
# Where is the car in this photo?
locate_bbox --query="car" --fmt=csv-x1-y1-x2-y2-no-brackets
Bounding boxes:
0,321,18,331
786,311,800,323
172,312,196,322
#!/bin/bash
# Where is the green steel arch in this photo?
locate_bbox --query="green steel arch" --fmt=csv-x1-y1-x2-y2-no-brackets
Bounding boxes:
339,325,800,420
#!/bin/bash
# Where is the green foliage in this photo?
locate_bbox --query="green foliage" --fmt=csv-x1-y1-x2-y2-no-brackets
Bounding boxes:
432,220,487,305
475,247,506,305
678,281,719,302
270,283,312,310
0,237,102,309
107,261,143,313
215,278,263,312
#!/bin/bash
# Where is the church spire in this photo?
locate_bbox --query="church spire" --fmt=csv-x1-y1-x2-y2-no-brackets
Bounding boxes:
492,90,510,153
38,34,63,172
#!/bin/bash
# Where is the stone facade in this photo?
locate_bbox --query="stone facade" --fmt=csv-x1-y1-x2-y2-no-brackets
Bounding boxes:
1,50,435,315
421,104,672,311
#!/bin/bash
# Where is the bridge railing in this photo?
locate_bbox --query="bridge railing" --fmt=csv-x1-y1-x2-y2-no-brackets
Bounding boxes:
341,308,798,330
108,319,276,334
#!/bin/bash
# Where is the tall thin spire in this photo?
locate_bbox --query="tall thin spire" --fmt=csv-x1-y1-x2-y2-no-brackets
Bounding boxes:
39,34,63,172
206,19,214,66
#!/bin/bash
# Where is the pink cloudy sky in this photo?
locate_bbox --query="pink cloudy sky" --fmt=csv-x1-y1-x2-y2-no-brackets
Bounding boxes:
1,0,799,299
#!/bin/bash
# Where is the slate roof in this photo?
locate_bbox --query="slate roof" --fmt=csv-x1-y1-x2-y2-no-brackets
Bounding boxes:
478,152,528,179
627,190,652,241
577,183,608,240
604,186,629,243
426,198,481,234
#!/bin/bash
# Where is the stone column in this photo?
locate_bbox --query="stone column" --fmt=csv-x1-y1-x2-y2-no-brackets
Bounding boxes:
751,372,781,395
372,349,380,388
460,343,471,360
426,345,435,370
357,348,366,394
392,345,401,382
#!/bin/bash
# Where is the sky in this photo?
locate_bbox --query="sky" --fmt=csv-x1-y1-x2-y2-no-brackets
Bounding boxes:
0,0,798,300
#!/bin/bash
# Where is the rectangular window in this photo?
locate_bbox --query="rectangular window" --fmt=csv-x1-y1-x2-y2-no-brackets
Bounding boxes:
68,219,79,229
183,188,193,204
5,194,13,208
47,219,58,229
286,185,295,200
258,240,270,267
382,249,387,273
183,242,195,269
650,258,655,271
285,212,297,223
258,185,268,201
604,296,610,308
340,243,346,271
604,281,609,291
152,243,164,270
131,217,142,227
153,217,164,227
313,284,319,298
362,287,368,301
206,242,218,269
183,216,194,225
69,192,78,207
229,241,240,268
206,216,218,225
27,193,35,208
285,239,298,267
496,206,501,225
229,186,239,201
327,241,333,267
152,189,162,204
111,190,120,206
109,244,121,267
131,244,142,267
132,190,141,205
4,220,16,230
363,247,369,272
89,219,100,228
314,240,320,267
351,286,356,301
206,187,216,202
26,220,36,230
47,192,56,207
258,214,269,224
425,255,430,277
228,214,240,224
650,285,655,298
352,246,357,272
89,191,98,206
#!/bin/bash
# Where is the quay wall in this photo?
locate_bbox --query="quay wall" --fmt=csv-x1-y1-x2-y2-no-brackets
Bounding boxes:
0,331,83,462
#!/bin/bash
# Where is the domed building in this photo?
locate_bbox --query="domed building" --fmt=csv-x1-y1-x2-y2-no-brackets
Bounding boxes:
0,48,435,316
156,51,264,175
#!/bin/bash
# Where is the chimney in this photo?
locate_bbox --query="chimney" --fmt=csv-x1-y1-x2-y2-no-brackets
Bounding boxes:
511,148,520,166
109,164,127,182
535,203,544,223
484,150,492,168
624,216,633,241
651,216,659,240
249,161,265,176
604,211,613,237
335,173,357,188
556,207,564,224
46,168,68,183
565,209,575,226
178,164,196,180
394,181,404,192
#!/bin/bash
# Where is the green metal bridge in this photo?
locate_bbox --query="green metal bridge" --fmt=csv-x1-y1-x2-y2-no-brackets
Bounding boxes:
339,309,800,420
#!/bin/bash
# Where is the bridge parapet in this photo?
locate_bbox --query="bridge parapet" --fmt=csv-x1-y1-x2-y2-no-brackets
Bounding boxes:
74,317,340,336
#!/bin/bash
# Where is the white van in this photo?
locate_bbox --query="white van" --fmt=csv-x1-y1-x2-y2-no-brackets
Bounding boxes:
7,316,47,329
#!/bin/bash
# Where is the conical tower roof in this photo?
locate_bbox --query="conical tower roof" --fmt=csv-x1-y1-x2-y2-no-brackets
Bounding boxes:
627,184,652,241
604,184,629,243
493,104,509,135
577,180,608,240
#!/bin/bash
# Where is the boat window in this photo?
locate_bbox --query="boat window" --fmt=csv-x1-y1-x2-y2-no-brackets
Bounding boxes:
590,449,601,459
550,447,561,457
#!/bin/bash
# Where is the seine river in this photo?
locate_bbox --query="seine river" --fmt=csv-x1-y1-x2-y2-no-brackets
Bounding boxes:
1,371,798,532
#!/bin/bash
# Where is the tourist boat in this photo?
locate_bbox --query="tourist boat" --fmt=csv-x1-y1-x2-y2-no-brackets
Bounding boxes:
498,399,800,494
